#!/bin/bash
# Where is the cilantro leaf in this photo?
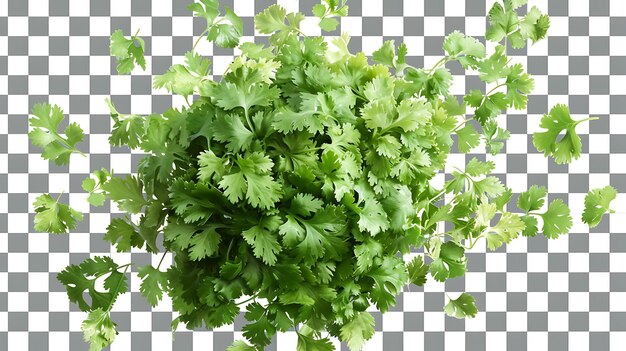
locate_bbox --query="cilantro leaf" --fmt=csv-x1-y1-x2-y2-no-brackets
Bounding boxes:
57,256,128,311
33,193,83,234
110,29,146,74
533,104,595,164
540,199,572,239
103,218,143,252
444,293,478,319
373,40,409,74
517,185,547,212
339,311,375,351
137,265,168,307
455,123,481,153
101,175,148,214
582,186,617,228
189,0,242,48
28,103,85,165
297,333,335,351
81,308,117,351
218,153,282,209
242,216,282,265
443,31,486,68
520,214,539,237
429,241,467,282
365,257,408,312
484,212,525,250
407,255,429,286
153,52,211,96
227,341,257,351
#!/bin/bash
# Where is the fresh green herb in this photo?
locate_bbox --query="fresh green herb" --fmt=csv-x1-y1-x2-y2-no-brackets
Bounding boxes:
583,185,618,228
27,1,617,350
33,193,83,234
28,103,85,165
533,104,598,164
110,29,146,74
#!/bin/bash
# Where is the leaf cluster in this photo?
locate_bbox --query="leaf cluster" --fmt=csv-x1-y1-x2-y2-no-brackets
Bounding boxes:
26,1,618,351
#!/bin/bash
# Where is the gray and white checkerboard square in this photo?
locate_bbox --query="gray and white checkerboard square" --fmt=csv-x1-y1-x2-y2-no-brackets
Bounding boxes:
2,0,626,350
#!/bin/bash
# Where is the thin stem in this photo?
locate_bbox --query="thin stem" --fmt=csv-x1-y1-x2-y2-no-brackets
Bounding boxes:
226,238,235,260
575,117,599,125
192,28,210,53
451,118,474,133
55,190,65,203
486,82,507,96
52,131,87,157
236,294,259,306
133,28,141,39
243,108,254,132
156,250,169,271
106,264,130,312
426,57,449,72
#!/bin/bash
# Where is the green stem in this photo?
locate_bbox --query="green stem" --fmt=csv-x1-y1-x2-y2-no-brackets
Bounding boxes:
226,238,235,260
243,108,254,133
451,118,474,133
55,190,65,203
192,28,210,52
236,294,259,306
133,28,141,39
156,250,169,271
486,83,507,96
426,57,449,72
575,117,599,125
52,131,87,157
106,264,130,312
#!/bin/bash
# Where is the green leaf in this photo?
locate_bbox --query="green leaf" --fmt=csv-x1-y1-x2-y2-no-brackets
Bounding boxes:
218,153,282,209
137,265,168,307
429,241,466,282
540,199,573,239
81,308,117,351
57,256,127,311
227,341,257,351
518,185,547,212
213,114,255,152
188,0,219,22
372,40,396,67
106,98,145,148
465,158,495,177
443,31,486,68
103,218,143,252
297,333,335,351
365,256,408,312
242,216,282,265
477,45,510,83
28,103,84,165
456,123,481,153
110,29,146,74
33,194,83,234
533,104,589,164
520,214,539,237
255,4,289,34
357,198,389,236
206,7,243,48
485,212,525,250
582,185,617,228
339,311,375,351
444,292,478,319
101,175,147,214
188,226,222,260
407,255,429,286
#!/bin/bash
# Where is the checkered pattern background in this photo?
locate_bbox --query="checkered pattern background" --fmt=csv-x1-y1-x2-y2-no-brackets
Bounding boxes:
2,0,626,350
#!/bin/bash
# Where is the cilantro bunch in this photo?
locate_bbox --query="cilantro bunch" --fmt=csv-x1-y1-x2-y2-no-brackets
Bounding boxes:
28,1,617,350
